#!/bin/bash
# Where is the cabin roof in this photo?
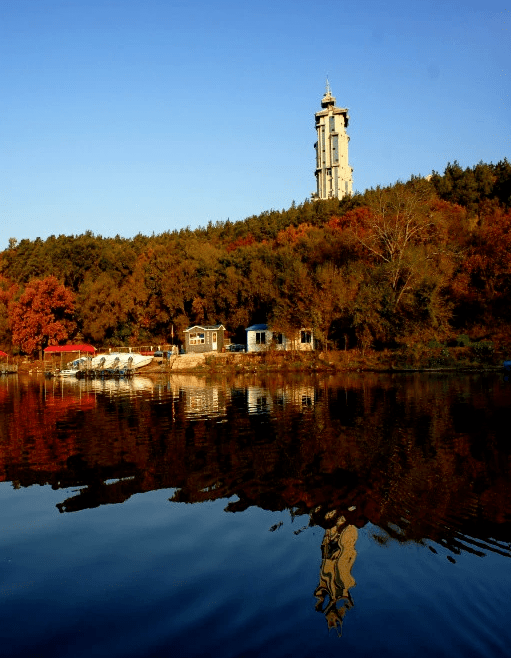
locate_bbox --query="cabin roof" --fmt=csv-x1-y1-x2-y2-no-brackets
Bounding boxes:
183,324,225,332
246,324,268,332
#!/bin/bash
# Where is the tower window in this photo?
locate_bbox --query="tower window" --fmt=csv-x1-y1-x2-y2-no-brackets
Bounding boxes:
329,116,335,132
332,135,339,163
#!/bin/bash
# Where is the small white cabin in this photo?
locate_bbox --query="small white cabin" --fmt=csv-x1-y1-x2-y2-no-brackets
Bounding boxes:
245,324,314,353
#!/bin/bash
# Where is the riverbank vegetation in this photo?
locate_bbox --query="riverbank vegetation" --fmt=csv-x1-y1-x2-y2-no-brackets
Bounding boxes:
1,160,510,364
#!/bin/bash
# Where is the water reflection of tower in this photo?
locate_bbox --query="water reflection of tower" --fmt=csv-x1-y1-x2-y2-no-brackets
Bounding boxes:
314,515,358,636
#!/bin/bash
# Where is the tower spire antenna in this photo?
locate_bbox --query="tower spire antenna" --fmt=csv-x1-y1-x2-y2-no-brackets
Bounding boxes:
326,76,331,96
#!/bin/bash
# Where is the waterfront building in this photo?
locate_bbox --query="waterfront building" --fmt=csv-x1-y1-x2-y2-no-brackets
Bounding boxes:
183,324,225,353
245,324,314,352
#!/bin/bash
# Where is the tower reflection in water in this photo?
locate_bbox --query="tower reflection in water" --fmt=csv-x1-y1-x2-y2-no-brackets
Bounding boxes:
3,374,511,645
314,512,358,635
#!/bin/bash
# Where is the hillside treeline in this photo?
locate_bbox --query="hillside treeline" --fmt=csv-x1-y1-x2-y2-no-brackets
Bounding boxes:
1,159,510,355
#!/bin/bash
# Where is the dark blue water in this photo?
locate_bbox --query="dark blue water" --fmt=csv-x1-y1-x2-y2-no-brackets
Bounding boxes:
0,372,510,657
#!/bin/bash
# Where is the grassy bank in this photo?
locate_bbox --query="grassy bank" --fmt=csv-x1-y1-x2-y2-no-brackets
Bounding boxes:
9,338,508,376
173,342,506,373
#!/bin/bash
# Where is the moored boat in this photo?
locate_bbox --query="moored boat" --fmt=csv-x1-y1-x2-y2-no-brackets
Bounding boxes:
89,352,153,370
56,368,80,377
121,353,153,369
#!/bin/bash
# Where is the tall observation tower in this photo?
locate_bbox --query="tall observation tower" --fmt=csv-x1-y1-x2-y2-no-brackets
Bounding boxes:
313,81,353,200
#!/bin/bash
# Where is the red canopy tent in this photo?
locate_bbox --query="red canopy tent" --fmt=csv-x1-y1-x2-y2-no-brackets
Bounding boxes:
0,351,8,358
43,344,96,370
44,344,96,354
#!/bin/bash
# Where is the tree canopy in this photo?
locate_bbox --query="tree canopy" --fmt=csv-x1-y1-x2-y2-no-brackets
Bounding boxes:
1,160,510,355
9,276,76,356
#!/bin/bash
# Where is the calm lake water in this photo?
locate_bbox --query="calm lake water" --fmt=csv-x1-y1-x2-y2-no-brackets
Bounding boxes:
0,371,510,657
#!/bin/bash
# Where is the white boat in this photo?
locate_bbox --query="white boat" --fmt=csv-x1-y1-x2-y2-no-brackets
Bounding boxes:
121,353,153,369
56,368,80,377
90,354,119,369
90,352,153,371
55,356,89,377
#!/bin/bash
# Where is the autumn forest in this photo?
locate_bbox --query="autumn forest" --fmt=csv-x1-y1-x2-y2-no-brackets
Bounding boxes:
1,160,510,358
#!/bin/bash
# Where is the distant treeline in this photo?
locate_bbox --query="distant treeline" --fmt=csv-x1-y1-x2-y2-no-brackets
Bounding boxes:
1,160,510,355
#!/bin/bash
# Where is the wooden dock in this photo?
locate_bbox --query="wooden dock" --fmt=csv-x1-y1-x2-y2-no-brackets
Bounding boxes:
0,364,18,375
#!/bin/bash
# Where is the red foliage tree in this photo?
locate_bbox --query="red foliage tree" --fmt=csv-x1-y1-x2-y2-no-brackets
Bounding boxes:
275,223,314,247
9,276,76,356
226,234,256,252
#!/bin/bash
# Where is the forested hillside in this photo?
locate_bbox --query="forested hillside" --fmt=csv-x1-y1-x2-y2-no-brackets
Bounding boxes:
1,160,510,356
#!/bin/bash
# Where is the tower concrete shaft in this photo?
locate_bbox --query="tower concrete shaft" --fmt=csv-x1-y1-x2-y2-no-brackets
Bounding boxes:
313,85,353,200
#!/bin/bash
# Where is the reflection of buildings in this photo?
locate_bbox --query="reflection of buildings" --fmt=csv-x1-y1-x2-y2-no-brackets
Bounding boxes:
314,517,358,636
247,385,316,415
162,376,230,419
184,387,225,419
281,385,315,409
247,387,273,415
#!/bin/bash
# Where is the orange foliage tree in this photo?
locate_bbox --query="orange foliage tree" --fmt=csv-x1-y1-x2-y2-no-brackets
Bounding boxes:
452,207,511,324
0,276,18,351
10,276,76,356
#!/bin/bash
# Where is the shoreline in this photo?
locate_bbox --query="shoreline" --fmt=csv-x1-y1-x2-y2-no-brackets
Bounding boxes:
7,348,506,376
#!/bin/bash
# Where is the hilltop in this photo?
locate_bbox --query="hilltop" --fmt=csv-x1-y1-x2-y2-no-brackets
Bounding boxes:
1,160,510,360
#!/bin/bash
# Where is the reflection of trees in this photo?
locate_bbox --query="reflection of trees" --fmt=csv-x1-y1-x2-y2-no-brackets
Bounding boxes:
1,374,511,562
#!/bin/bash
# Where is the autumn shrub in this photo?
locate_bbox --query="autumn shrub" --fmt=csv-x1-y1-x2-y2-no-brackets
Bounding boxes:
455,334,471,347
470,341,495,362
427,347,456,368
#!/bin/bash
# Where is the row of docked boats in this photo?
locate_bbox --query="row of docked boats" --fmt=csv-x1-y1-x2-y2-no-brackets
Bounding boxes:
55,352,153,379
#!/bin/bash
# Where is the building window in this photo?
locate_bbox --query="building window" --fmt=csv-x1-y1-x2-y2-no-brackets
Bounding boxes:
332,135,339,163
255,332,266,345
272,332,283,345
301,331,312,344
256,396,268,410
189,332,205,345
329,116,335,132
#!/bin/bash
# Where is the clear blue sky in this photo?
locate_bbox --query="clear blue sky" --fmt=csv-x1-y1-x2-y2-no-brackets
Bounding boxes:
1,0,509,247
